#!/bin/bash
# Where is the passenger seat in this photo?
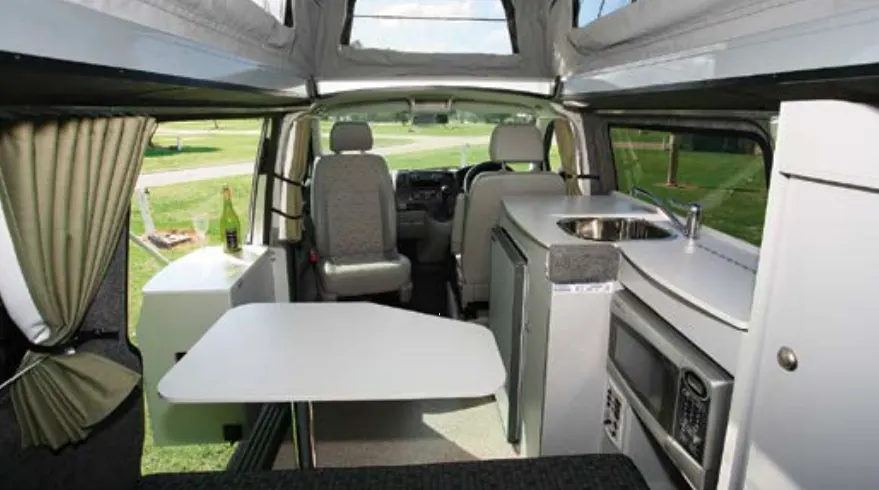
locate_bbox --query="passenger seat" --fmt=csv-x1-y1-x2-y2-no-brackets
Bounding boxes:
310,122,412,302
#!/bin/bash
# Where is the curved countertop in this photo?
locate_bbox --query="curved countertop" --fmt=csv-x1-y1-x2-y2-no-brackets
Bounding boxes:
617,236,756,331
502,194,758,331
502,195,659,248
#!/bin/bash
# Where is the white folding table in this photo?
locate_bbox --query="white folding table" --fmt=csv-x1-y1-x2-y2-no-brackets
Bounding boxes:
158,302,506,468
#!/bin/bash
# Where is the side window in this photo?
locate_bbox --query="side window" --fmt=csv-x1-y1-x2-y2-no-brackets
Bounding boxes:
130,118,263,474
610,126,769,246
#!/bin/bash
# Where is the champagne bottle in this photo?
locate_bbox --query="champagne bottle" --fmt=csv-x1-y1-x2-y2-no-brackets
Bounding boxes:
220,184,242,254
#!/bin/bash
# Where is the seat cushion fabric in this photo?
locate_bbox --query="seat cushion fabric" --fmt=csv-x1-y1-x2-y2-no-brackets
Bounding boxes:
320,254,411,297
312,153,396,260
137,453,649,490
310,131,411,298
459,173,565,304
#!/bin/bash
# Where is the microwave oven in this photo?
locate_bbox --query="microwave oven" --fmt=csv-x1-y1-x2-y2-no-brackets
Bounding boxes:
607,290,733,490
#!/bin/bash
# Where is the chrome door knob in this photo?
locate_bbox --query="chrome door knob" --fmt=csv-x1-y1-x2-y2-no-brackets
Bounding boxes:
777,346,798,372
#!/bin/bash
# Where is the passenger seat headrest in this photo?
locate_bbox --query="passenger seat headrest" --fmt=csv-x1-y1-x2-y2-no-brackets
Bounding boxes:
330,122,374,153
489,124,544,163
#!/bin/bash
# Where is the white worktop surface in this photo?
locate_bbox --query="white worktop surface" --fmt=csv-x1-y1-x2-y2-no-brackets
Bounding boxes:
502,193,758,330
502,194,659,248
158,302,506,403
143,245,268,293
618,237,756,330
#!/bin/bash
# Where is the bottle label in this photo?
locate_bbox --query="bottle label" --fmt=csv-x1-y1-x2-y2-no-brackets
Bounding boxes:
225,229,240,251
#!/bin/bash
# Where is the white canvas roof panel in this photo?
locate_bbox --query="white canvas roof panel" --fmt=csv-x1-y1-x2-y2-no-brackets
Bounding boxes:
2,0,875,100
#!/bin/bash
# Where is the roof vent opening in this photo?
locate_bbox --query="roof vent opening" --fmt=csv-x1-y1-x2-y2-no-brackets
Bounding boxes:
341,0,518,54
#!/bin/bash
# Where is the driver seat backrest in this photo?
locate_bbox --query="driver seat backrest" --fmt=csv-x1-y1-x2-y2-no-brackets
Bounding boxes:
457,125,565,309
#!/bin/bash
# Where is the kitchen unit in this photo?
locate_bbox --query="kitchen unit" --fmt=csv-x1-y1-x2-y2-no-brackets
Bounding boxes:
491,192,759,490
492,195,656,457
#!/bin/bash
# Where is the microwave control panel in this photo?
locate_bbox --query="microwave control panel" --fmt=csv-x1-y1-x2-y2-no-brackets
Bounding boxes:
603,381,626,449
674,370,710,463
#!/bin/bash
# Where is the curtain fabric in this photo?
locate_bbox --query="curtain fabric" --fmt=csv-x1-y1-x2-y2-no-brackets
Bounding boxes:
555,118,582,195
0,116,155,449
284,116,313,241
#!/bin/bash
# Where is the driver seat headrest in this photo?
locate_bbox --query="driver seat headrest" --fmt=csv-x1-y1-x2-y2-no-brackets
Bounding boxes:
330,122,373,153
489,124,544,163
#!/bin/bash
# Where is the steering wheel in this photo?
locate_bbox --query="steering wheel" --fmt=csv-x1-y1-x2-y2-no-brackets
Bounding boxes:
459,161,510,193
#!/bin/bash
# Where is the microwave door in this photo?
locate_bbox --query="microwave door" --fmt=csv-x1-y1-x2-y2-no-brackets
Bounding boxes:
489,226,528,444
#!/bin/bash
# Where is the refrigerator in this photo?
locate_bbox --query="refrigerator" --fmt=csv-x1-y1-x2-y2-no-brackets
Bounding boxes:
488,226,528,444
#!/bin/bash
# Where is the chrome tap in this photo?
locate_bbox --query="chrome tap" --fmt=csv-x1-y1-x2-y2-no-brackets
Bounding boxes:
630,187,703,240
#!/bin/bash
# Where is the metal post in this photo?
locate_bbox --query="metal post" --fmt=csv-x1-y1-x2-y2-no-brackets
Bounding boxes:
293,402,315,469
128,231,170,265
666,134,680,186
134,188,157,236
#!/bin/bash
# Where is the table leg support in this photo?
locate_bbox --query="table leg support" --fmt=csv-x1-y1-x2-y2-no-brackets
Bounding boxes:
293,401,315,469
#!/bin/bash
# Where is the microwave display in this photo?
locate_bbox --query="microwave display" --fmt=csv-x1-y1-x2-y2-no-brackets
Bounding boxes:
609,315,678,432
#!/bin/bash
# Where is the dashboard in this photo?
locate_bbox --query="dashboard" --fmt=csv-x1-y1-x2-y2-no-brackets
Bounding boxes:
395,170,458,221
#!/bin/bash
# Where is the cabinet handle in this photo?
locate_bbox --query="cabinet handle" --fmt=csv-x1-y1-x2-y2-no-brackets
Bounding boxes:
776,346,798,372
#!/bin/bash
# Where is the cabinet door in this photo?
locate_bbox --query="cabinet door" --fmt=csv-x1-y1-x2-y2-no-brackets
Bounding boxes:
741,178,879,490
489,227,528,443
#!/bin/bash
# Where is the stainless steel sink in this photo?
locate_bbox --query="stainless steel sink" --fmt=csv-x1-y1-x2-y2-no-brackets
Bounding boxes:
557,217,673,242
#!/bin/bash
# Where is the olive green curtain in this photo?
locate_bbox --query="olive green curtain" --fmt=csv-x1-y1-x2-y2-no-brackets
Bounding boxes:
555,118,582,195
284,115,314,241
0,116,155,449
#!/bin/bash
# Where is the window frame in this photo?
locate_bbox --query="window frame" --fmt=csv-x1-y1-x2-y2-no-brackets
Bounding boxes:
340,0,520,54
572,0,637,29
543,119,556,171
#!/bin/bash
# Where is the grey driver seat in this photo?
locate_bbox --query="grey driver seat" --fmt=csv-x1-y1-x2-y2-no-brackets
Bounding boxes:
452,124,566,314
310,122,412,302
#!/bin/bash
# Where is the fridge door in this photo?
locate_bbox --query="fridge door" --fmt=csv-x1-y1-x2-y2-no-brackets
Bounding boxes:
489,226,528,444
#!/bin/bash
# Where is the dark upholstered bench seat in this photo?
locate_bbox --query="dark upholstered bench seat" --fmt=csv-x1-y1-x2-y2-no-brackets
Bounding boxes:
137,454,648,490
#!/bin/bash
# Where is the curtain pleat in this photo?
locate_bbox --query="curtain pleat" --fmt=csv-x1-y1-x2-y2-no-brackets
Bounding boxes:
0,116,155,449
285,116,313,241
555,118,582,196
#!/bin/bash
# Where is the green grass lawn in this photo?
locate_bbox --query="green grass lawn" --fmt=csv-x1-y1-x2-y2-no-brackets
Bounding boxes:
318,136,409,151
144,134,261,174
161,119,263,131
383,143,564,172
385,144,490,170
146,128,410,175
320,121,495,137
614,147,767,245
164,120,495,138
129,176,252,475
610,127,669,144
